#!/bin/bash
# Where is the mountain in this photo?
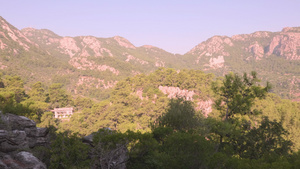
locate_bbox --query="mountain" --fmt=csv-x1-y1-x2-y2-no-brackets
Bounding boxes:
21,27,183,72
0,16,299,101
0,16,72,84
184,28,300,100
0,16,182,100
20,26,186,100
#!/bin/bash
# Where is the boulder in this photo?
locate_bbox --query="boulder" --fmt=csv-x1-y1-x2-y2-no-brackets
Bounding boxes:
0,113,49,150
0,113,36,130
83,133,94,146
0,151,46,169
0,130,28,152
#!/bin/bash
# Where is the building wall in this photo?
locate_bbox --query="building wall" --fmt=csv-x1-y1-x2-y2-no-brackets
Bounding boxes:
53,108,73,118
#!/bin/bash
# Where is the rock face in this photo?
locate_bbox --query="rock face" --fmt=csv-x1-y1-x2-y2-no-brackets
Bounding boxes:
208,55,225,68
188,27,300,66
0,17,36,52
246,41,264,60
0,112,48,169
188,36,231,66
267,27,300,60
113,36,136,49
159,86,195,101
0,151,46,169
186,27,300,100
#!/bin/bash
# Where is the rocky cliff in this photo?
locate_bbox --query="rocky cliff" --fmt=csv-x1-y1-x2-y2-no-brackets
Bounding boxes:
267,27,300,60
188,27,300,62
0,112,48,169
185,27,300,100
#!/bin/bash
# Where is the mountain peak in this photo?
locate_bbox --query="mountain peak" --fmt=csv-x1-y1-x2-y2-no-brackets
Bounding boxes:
282,27,300,33
0,16,5,21
113,36,135,49
21,27,61,38
141,45,154,49
0,17,36,51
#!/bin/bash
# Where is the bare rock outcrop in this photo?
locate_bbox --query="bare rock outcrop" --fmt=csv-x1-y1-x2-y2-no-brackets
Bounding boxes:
246,42,264,60
0,112,48,168
113,36,136,49
159,86,195,101
196,100,213,117
0,17,39,54
208,55,225,68
69,57,120,75
188,36,231,64
158,86,213,115
267,27,300,60
0,151,46,169
125,54,149,65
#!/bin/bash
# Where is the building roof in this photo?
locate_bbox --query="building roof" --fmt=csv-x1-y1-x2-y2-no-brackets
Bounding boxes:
53,107,73,111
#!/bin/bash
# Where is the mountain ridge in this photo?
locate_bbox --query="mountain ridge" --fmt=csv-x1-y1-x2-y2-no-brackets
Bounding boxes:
0,16,299,100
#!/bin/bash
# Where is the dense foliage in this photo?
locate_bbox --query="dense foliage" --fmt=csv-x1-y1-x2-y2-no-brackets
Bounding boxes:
59,68,214,134
1,69,300,168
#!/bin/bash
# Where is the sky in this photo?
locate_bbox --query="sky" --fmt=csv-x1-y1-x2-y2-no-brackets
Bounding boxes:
0,0,299,54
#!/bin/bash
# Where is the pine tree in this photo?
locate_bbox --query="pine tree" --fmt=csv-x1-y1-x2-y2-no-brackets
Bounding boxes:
212,71,271,121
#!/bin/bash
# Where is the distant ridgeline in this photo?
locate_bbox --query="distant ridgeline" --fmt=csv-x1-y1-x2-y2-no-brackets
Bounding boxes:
0,16,299,101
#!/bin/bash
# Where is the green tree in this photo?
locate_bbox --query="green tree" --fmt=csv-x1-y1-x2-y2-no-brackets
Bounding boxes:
156,132,214,169
211,72,272,152
212,71,271,121
22,82,49,122
38,111,59,128
49,83,73,108
49,131,90,169
235,117,292,159
28,81,47,102
92,128,131,169
156,98,200,131
1,75,26,103
74,96,94,111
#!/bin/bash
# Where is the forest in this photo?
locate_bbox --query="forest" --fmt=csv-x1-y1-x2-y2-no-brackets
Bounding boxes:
0,68,300,168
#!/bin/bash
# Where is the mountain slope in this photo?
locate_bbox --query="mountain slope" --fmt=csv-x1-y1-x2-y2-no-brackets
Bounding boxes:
21,27,182,74
0,16,73,84
184,28,300,100
0,16,299,101
20,27,185,99
0,16,185,100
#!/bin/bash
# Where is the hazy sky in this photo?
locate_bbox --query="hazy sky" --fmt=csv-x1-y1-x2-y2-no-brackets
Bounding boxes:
1,0,299,54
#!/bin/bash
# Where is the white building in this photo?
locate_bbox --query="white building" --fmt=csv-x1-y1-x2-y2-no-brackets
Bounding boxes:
53,107,73,119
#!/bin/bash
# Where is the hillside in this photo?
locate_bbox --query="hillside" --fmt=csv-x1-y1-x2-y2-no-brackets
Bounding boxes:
0,16,300,101
0,16,183,100
21,27,185,100
58,68,300,151
184,28,300,100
